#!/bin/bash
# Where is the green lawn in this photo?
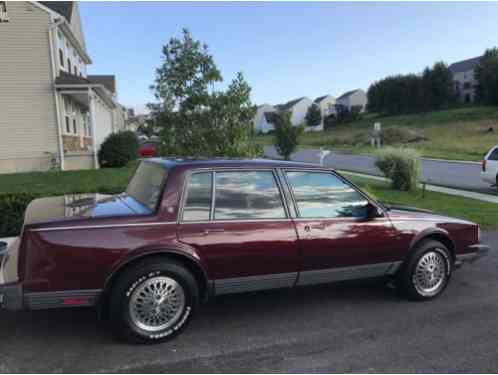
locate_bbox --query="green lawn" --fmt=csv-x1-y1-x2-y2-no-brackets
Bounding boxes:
346,174,498,229
0,164,135,195
255,106,498,161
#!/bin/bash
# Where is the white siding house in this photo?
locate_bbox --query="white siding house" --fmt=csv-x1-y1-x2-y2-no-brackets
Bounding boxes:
336,89,368,112
0,1,124,173
449,56,480,103
313,95,336,131
276,97,313,126
253,104,276,134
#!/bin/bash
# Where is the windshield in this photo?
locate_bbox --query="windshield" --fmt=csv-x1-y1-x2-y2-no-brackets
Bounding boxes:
126,162,167,212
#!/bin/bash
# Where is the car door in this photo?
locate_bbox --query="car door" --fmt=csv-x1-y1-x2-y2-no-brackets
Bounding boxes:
283,169,402,286
177,169,300,295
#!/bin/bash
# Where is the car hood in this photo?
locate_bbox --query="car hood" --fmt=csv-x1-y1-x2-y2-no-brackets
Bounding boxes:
383,203,474,225
24,193,152,225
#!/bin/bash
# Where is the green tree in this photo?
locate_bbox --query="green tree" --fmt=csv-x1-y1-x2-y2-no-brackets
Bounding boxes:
428,61,455,109
305,103,322,128
475,48,498,105
272,111,304,160
149,29,259,157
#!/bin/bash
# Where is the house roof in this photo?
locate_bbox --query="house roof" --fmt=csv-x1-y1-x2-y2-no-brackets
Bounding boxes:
54,71,91,85
276,97,306,111
54,71,116,109
337,89,362,101
314,95,331,104
87,75,116,94
39,1,73,21
449,56,481,74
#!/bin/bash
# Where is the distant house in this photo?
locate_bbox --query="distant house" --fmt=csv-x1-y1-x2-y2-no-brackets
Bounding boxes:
336,89,367,112
0,1,125,173
313,95,336,131
449,56,480,103
275,97,313,126
253,104,276,134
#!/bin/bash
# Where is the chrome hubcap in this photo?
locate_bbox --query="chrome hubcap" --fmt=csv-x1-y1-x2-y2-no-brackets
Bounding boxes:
129,276,186,332
413,250,447,296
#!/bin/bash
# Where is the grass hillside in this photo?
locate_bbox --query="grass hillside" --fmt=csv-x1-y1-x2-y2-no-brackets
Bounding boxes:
255,106,498,161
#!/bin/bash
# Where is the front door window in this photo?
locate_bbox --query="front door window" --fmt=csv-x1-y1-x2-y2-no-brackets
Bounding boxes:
285,171,369,218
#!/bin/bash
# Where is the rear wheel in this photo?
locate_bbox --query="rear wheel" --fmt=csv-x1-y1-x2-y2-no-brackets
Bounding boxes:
109,257,199,344
397,240,452,301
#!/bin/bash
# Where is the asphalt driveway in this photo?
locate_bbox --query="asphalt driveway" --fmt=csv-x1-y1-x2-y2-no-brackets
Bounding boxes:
1,232,497,373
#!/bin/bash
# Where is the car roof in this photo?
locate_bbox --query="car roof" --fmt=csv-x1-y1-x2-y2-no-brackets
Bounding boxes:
143,157,329,170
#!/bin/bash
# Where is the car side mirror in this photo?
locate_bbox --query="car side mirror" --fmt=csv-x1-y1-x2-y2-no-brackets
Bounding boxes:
366,202,383,219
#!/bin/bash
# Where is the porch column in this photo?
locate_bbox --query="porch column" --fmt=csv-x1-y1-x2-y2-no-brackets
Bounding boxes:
89,89,99,169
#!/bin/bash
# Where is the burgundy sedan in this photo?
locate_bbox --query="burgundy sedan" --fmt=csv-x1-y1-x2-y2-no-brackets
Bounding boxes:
0,158,490,344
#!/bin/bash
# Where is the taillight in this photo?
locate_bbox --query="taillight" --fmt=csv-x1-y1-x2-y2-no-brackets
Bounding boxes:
482,159,487,172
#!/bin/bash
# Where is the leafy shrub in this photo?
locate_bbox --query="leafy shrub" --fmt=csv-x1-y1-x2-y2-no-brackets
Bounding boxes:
98,131,139,168
272,111,304,160
0,193,38,237
375,147,420,191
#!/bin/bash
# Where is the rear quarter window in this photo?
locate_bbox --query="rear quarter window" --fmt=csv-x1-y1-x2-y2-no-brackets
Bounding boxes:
488,148,498,161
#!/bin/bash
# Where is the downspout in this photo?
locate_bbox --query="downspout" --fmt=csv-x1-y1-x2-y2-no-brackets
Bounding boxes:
89,89,99,169
48,18,65,170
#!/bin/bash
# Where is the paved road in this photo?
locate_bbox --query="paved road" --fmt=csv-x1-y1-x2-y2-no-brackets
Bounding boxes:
264,146,495,194
1,232,497,373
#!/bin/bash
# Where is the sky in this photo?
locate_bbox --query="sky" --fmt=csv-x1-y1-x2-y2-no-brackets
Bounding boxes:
80,1,498,114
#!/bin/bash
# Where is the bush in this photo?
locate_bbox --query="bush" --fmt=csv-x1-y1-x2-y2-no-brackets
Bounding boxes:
98,131,139,168
375,147,420,191
272,111,304,160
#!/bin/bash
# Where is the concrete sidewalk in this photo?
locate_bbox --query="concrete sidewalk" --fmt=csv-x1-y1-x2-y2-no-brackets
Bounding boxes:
340,170,498,203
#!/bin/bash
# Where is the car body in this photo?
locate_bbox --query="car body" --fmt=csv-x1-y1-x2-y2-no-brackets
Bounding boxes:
138,141,159,158
0,158,490,343
481,145,498,190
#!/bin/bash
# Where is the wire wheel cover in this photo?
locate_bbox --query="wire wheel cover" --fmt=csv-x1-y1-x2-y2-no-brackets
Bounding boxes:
412,250,447,296
129,276,186,332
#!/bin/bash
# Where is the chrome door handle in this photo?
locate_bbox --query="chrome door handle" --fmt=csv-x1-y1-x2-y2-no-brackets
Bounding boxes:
311,224,326,230
203,228,225,235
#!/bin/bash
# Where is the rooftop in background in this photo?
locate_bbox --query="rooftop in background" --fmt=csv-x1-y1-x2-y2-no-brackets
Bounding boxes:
275,97,306,111
449,56,482,74
337,89,362,100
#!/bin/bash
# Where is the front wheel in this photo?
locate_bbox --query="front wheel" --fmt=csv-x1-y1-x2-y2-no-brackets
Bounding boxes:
397,240,452,301
109,257,199,344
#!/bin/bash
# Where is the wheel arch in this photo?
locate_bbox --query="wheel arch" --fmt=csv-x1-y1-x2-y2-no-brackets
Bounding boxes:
98,249,211,320
407,228,456,264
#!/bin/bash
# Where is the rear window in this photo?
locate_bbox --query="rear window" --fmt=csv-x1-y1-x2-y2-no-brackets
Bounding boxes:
126,162,167,211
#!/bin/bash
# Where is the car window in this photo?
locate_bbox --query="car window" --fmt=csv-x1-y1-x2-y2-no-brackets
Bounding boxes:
214,171,286,220
488,148,498,161
285,171,369,218
182,172,212,222
126,162,167,212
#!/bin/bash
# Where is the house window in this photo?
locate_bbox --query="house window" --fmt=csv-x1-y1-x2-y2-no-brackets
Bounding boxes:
63,97,78,135
0,2,9,22
59,49,64,69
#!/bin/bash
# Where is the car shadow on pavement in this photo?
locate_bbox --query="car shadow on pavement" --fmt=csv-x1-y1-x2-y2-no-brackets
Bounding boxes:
0,279,398,346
